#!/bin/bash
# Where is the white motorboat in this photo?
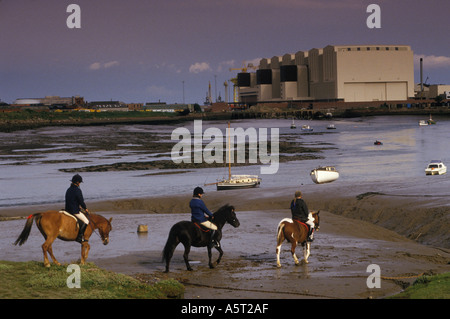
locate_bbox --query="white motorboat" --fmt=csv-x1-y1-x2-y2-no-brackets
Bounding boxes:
425,160,447,175
301,125,313,132
418,120,428,126
327,124,336,129
216,174,261,190
310,166,339,184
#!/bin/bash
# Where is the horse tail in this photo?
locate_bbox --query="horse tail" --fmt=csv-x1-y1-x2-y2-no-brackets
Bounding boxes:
14,213,39,246
162,225,180,263
276,221,285,243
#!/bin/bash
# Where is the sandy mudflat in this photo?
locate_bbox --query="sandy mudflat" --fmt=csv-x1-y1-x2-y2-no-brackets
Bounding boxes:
1,182,449,299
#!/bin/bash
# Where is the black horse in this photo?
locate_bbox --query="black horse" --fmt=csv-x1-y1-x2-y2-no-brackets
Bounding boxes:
162,204,240,272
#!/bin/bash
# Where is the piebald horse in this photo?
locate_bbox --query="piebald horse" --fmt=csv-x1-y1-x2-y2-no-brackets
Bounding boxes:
276,211,320,267
14,211,112,267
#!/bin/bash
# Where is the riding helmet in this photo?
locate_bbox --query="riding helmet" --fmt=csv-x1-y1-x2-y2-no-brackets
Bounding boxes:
71,174,83,183
193,186,204,196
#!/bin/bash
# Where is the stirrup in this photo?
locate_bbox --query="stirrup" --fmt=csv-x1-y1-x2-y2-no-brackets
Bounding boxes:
76,237,88,244
209,240,220,249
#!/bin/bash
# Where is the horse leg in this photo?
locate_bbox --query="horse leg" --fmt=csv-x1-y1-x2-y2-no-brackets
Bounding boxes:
215,246,224,266
302,242,311,264
41,235,57,268
291,242,300,266
207,246,214,269
80,242,90,265
47,244,61,266
276,224,285,268
182,242,193,271
276,238,284,268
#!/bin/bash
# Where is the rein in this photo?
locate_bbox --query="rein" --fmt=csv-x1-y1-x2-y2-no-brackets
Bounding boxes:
85,213,104,240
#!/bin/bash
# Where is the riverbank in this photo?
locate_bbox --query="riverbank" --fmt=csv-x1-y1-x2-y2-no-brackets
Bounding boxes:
2,106,450,132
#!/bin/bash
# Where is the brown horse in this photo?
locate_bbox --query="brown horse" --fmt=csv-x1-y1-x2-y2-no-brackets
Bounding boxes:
14,211,112,267
276,211,320,267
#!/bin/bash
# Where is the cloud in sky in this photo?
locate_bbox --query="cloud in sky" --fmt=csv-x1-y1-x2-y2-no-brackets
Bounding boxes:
415,54,450,69
89,61,120,70
189,62,212,74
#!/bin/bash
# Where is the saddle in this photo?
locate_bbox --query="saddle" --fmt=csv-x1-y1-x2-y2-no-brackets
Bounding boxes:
293,218,310,232
193,222,211,233
59,210,79,228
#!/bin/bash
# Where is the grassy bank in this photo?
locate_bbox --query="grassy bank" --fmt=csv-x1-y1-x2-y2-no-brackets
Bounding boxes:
0,260,184,299
389,272,450,299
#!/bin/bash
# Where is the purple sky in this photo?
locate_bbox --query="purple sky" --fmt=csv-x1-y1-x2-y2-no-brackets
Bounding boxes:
1,0,449,104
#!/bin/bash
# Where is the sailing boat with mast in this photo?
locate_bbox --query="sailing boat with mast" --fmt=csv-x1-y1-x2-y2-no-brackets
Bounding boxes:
214,122,261,191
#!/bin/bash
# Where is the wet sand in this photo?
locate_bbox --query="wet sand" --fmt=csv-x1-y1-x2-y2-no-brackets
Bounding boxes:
1,183,449,299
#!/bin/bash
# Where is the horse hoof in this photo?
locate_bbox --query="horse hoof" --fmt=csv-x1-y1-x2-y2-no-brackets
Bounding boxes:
276,264,281,268
44,263,51,268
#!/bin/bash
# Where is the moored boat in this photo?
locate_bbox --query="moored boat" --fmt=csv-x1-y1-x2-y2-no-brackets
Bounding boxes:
211,122,261,191
310,166,339,184
301,125,313,132
425,160,447,175
427,114,436,125
290,119,296,129
216,175,261,190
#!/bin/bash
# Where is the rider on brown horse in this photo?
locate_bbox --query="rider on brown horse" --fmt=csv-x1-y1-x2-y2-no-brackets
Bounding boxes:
190,187,220,248
290,191,315,242
65,174,90,243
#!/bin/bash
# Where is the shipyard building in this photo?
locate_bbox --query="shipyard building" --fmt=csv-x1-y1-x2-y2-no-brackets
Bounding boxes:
238,45,414,104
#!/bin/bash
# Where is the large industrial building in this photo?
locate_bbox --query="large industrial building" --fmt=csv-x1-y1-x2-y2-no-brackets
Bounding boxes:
237,44,415,104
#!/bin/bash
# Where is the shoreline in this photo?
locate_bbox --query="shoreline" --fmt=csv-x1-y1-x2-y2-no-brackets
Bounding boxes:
2,107,450,132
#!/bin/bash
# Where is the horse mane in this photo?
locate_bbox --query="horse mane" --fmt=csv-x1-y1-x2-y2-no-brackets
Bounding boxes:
213,204,233,216
88,213,112,227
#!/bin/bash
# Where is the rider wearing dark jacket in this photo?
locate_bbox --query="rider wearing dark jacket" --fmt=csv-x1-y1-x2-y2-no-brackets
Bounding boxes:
65,174,90,243
290,191,314,242
189,187,220,248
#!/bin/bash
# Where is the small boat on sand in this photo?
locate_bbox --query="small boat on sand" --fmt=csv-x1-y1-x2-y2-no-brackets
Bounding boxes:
310,166,339,184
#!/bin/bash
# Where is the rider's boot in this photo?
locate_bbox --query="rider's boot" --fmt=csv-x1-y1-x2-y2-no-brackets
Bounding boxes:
209,230,220,248
307,228,314,242
76,221,88,243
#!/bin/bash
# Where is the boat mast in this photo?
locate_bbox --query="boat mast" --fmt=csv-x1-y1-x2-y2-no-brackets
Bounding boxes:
227,121,231,180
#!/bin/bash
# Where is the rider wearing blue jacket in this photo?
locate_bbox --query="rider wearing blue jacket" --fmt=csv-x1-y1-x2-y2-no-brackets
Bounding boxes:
190,187,220,248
